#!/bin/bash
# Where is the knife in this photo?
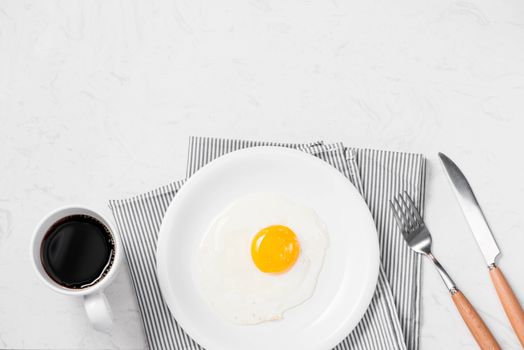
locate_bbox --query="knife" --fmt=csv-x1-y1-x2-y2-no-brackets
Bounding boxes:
439,152,524,346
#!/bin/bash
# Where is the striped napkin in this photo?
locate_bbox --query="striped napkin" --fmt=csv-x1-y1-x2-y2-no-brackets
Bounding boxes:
109,137,426,350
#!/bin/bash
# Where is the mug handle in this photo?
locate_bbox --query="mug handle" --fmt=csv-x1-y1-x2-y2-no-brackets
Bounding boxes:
84,292,113,332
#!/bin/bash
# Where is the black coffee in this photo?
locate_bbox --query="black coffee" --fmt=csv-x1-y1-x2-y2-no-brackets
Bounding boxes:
41,214,115,289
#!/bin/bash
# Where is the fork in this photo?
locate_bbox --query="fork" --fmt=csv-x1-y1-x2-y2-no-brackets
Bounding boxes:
390,191,500,350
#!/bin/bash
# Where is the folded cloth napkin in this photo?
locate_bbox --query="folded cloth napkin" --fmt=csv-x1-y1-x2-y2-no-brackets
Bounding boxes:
109,137,426,350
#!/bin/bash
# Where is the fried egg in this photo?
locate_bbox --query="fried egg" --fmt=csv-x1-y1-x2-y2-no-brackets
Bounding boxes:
196,193,329,324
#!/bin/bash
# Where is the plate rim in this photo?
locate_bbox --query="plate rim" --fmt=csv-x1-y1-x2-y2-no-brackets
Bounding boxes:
156,146,380,350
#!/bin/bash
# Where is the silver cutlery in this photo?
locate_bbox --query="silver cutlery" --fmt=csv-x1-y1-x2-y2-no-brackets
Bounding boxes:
439,152,524,346
390,192,500,350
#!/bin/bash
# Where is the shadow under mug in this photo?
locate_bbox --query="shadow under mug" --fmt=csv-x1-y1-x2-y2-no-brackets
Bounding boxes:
30,205,123,332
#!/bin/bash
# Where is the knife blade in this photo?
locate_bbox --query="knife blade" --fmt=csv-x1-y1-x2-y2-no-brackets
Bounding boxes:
438,152,500,266
439,152,524,347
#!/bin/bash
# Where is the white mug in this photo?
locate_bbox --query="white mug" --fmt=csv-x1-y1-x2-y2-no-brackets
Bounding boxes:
30,205,122,332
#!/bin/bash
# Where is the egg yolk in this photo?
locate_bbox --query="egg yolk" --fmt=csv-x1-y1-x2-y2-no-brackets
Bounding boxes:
251,225,300,273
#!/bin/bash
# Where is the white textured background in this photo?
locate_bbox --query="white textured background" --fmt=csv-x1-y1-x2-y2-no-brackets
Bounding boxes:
1,0,524,349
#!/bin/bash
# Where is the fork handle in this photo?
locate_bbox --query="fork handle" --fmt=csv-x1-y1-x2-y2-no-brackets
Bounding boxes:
451,290,501,350
489,265,524,346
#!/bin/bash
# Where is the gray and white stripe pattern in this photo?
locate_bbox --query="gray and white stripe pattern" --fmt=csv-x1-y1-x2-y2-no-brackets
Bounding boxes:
355,149,426,350
109,137,426,350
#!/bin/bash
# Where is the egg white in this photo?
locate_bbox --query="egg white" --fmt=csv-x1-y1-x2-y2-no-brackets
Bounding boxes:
195,192,329,325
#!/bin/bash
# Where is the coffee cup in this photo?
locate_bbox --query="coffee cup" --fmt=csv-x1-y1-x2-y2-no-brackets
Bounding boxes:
30,205,122,332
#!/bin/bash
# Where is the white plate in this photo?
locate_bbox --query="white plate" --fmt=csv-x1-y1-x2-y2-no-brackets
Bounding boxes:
156,147,379,350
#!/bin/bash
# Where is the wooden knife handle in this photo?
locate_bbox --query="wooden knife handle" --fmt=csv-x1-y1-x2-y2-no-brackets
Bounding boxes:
489,265,524,346
451,290,501,350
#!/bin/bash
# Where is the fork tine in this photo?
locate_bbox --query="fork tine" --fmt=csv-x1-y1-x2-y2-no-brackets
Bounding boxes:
402,191,423,223
396,193,417,229
389,199,406,232
394,195,414,230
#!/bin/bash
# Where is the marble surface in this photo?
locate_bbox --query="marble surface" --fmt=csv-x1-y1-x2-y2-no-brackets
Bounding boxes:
1,0,524,349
